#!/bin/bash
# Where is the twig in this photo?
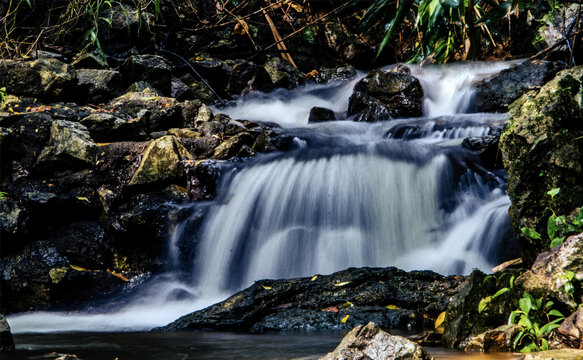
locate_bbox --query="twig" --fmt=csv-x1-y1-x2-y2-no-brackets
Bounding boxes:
262,8,297,68
529,28,583,61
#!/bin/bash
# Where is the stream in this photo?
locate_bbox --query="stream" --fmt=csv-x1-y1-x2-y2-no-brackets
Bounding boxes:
7,62,523,359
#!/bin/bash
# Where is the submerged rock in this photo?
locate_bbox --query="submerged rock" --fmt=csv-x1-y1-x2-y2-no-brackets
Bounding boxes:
321,322,430,360
499,66,583,266
0,314,15,352
475,60,566,113
157,267,463,333
308,107,336,123
348,70,423,121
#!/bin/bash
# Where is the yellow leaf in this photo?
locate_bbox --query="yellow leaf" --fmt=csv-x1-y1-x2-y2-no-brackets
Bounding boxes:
107,269,129,282
342,301,353,308
76,196,90,203
385,304,401,310
340,314,350,324
311,275,318,281
234,20,249,36
334,281,351,287
435,311,446,329
262,285,272,290
70,264,88,271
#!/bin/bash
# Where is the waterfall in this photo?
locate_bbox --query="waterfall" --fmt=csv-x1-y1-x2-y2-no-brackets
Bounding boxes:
8,62,517,333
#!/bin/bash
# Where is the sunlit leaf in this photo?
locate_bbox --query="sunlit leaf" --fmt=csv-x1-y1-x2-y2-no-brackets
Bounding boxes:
492,287,510,299
334,281,351,287
385,304,401,310
521,227,541,240
76,196,90,203
435,311,446,329
546,188,560,199
550,237,565,248
311,275,318,281
70,264,88,271
262,285,272,290
340,314,350,323
478,296,491,313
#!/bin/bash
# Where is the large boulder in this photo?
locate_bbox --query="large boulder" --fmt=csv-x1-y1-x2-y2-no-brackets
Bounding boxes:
77,69,123,104
517,232,583,310
80,113,145,142
157,267,463,333
475,60,566,113
499,66,583,266
227,61,275,97
35,120,98,171
348,70,423,121
523,349,583,360
263,57,305,90
322,22,376,68
0,58,78,100
320,322,430,360
129,135,194,187
558,306,583,347
0,314,14,352
123,55,172,96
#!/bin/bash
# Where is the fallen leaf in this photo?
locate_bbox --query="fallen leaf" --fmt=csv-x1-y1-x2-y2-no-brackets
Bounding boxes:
334,281,351,287
435,311,446,329
76,196,90,203
70,264,88,271
385,304,401,310
311,275,318,281
342,301,354,308
107,269,129,282
262,285,272,290
340,314,350,324
234,20,250,35
322,306,338,313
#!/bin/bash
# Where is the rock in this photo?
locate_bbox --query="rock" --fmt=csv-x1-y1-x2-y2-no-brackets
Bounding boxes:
128,135,193,187
322,22,376,68
123,55,172,96
0,195,23,237
463,324,520,352
187,159,229,200
80,113,145,142
348,70,423,121
475,60,566,113
157,267,463,332
442,270,520,349
517,233,583,310
167,128,201,139
315,66,357,84
227,61,275,97
461,135,502,169
36,120,98,171
308,107,336,123
321,322,430,360
0,58,77,100
0,314,15,352
348,92,391,122
499,66,583,266
213,132,255,159
76,69,123,104
99,4,155,53
558,306,583,347
523,349,583,360
193,104,213,128
537,3,583,61
225,119,247,135
71,51,108,69
171,77,193,101
263,57,305,89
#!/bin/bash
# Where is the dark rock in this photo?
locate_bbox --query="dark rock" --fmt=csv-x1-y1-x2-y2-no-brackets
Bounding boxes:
315,66,357,84
309,107,336,123
167,128,201,139
463,324,520,352
517,232,583,310
171,77,193,101
0,195,24,238
321,322,430,360
187,159,229,200
558,306,583,348
80,113,145,142
71,51,108,69
0,58,78,101
475,60,566,113
0,314,14,352
157,267,463,332
213,132,255,159
181,136,220,160
77,69,123,104
348,70,423,121
99,5,155,54
323,22,375,68
128,135,194,187
263,57,306,89
190,58,233,99
227,61,275,97
499,67,583,266
35,120,97,172
461,135,502,169
225,119,247,135
123,55,172,96
200,121,225,137
442,270,520,349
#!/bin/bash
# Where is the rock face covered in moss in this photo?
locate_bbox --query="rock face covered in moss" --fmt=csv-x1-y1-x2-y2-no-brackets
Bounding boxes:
499,67,583,266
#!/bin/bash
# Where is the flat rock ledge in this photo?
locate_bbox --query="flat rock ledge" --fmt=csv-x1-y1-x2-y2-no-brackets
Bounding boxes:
321,322,431,360
156,267,463,333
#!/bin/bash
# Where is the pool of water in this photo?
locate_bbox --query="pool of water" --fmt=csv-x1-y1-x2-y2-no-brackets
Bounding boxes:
4,331,524,360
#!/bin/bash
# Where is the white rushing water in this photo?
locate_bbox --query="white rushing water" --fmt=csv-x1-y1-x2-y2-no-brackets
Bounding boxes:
8,61,517,334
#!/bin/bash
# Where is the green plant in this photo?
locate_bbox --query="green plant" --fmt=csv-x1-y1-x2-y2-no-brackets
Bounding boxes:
521,188,583,249
0,191,7,200
478,272,515,313
0,87,7,103
557,271,576,301
508,292,564,352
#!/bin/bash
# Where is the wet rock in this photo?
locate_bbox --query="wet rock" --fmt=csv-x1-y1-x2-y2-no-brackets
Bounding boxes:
200,121,225,137
171,77,193,101
517,232,583,310
323,22,375,68
225,119,247,135
315,66,357,84
227,61,275,97
181,136,221,159
499,66,583,266
475,60,566,113
557,306,583,347
463,324,520,352
193,104,213,128
80,113,145,142
348,70,423,121
309,107,336,123
523,349,583,360
158,267,463,332
442,270,520,349
321,322,430,360
213,132,255,159
123,55,172,96
461,135,502,169
263,57,305,89
188,159,229,200
35,120,97,171
0,195,23,237
77,69,123,104
129,135,194,187
0,314,14,352
71,51,108,69
0,58,78,100
167,128,201,139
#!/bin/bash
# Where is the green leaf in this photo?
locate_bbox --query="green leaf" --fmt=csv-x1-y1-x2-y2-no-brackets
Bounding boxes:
540,338,549,351
518,315,532,329
492,287,510,299
521,227,541,240
478,296,491,313
546,188,560,199
550,237,565,248
375,0,415,59
510,275,515,289
547,213,558,239
564,282,575,296
441,0,460,8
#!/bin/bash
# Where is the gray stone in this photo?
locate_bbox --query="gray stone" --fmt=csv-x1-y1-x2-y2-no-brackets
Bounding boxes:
558,307,583,344
320,322,430,360
0,314,15,352
123,55,172,96
0,195,22,235
36,120,98,169
263,57,305,89
80,113,145,142
213,132,255,159
77,69,122,103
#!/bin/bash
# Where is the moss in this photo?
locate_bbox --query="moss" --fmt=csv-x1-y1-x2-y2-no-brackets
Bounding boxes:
49,267,69,284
